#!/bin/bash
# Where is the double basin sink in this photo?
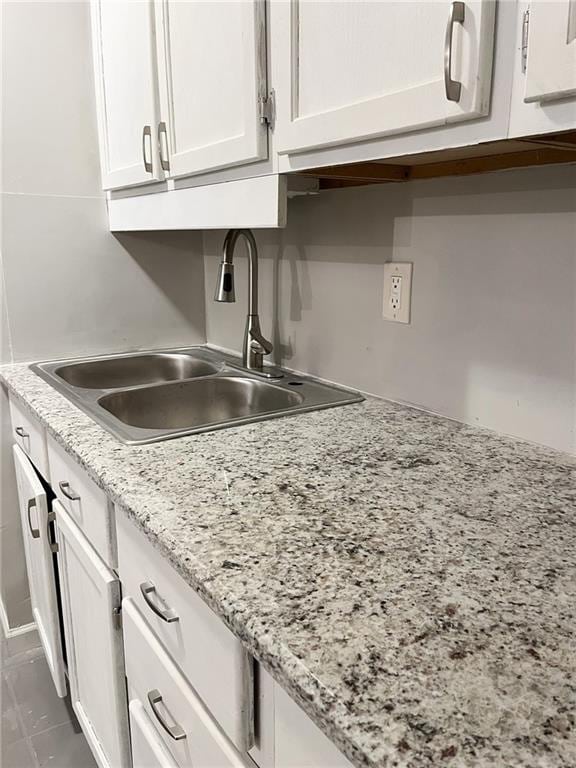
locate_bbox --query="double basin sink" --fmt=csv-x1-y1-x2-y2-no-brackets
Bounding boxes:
32,347,363,444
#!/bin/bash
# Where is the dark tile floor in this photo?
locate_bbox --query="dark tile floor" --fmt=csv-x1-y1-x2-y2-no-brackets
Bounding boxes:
1,628,97,768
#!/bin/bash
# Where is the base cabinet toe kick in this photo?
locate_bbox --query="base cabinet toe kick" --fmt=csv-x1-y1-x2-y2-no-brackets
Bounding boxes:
8,392,352,768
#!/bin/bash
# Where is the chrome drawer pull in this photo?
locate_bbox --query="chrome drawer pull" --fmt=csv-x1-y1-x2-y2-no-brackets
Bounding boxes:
140,582,179,623
444,1,465,102
59,481,80,502
147,689,186,741
27,498,40,539
15,426,29,439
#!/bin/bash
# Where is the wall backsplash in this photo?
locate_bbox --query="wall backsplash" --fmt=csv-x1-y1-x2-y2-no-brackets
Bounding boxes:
1,2,206,365
204,165,576,455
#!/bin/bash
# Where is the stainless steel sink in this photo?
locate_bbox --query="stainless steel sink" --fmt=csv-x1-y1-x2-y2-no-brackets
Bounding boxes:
55,353,220,390
99,376,303,431
31,347,364,444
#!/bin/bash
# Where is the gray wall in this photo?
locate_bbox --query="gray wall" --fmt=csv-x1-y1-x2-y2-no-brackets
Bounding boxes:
0,1,206,630
204,165,576,455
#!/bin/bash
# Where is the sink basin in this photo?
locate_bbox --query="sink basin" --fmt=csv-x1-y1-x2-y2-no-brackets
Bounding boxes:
99,376,303,431
31,346,364,444
55,353,219,390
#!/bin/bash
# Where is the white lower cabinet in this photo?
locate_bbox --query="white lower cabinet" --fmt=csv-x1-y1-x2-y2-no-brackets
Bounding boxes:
117,511,254,752
12,445,66,697
116,511,350,768
55,499,130,768
47,434,117,568
10,397,50,479
123,597,252,768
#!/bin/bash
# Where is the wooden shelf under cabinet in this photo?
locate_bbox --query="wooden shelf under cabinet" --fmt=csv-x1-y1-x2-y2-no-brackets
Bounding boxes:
296,130,576,190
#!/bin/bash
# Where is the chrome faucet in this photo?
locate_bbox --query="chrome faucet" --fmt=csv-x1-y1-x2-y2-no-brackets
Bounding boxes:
214,229,274,373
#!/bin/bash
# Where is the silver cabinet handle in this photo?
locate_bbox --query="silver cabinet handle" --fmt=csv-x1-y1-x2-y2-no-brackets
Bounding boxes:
27,498,40,539
157,122,170,171
147,689,186,741
142,125,153,173
444,1,465,102
15,426,29,439
59,481,80,502
140,581,179,623
47,510,58,554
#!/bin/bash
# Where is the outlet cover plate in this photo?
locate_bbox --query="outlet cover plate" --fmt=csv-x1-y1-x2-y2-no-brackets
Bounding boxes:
382,262,413,323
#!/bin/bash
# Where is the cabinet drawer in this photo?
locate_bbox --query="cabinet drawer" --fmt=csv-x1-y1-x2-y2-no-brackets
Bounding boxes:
47,434,115,567
9,396,49,479
129,698,179,768
117,512,253,751
123,598,252,768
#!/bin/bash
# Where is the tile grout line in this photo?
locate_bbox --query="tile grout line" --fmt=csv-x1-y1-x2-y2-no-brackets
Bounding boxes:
0,250,15,363
2,646,45,672
4,656,74,745
2,191,105,201
2,669,40,768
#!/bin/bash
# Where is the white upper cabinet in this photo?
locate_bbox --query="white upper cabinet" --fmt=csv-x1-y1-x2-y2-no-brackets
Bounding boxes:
524,1,576,103
272,0,497,154
524,0,576,102
509,1,576,137
90,0,576,198
154,0,269,177
91,0,163,189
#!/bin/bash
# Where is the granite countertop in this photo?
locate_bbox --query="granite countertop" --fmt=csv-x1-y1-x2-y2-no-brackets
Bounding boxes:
1,361,575,768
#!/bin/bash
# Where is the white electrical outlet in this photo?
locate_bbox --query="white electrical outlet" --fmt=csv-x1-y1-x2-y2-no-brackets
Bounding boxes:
382,262,413,323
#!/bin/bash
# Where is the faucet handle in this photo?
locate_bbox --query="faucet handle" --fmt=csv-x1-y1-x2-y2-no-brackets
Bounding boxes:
249,328,273,357
248,341,265,371
248,333,273,371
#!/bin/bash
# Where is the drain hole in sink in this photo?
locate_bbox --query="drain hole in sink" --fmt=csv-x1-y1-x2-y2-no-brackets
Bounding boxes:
288,382,304,386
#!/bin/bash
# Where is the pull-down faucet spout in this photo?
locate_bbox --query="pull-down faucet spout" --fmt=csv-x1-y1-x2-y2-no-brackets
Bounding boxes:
214,229,273,372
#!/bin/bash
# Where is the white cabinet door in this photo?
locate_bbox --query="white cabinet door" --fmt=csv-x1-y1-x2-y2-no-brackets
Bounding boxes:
91,0,163,189
55,500,130,768
154,0,268,177
273,0,496,154
524,1,576,102
12,446,66,697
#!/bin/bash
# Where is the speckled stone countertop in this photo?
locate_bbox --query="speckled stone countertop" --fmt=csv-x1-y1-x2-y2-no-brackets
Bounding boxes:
2,361,575,768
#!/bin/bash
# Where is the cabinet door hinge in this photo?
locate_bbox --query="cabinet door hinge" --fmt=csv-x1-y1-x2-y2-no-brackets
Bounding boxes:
521,8,530,73
259,90,275,128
